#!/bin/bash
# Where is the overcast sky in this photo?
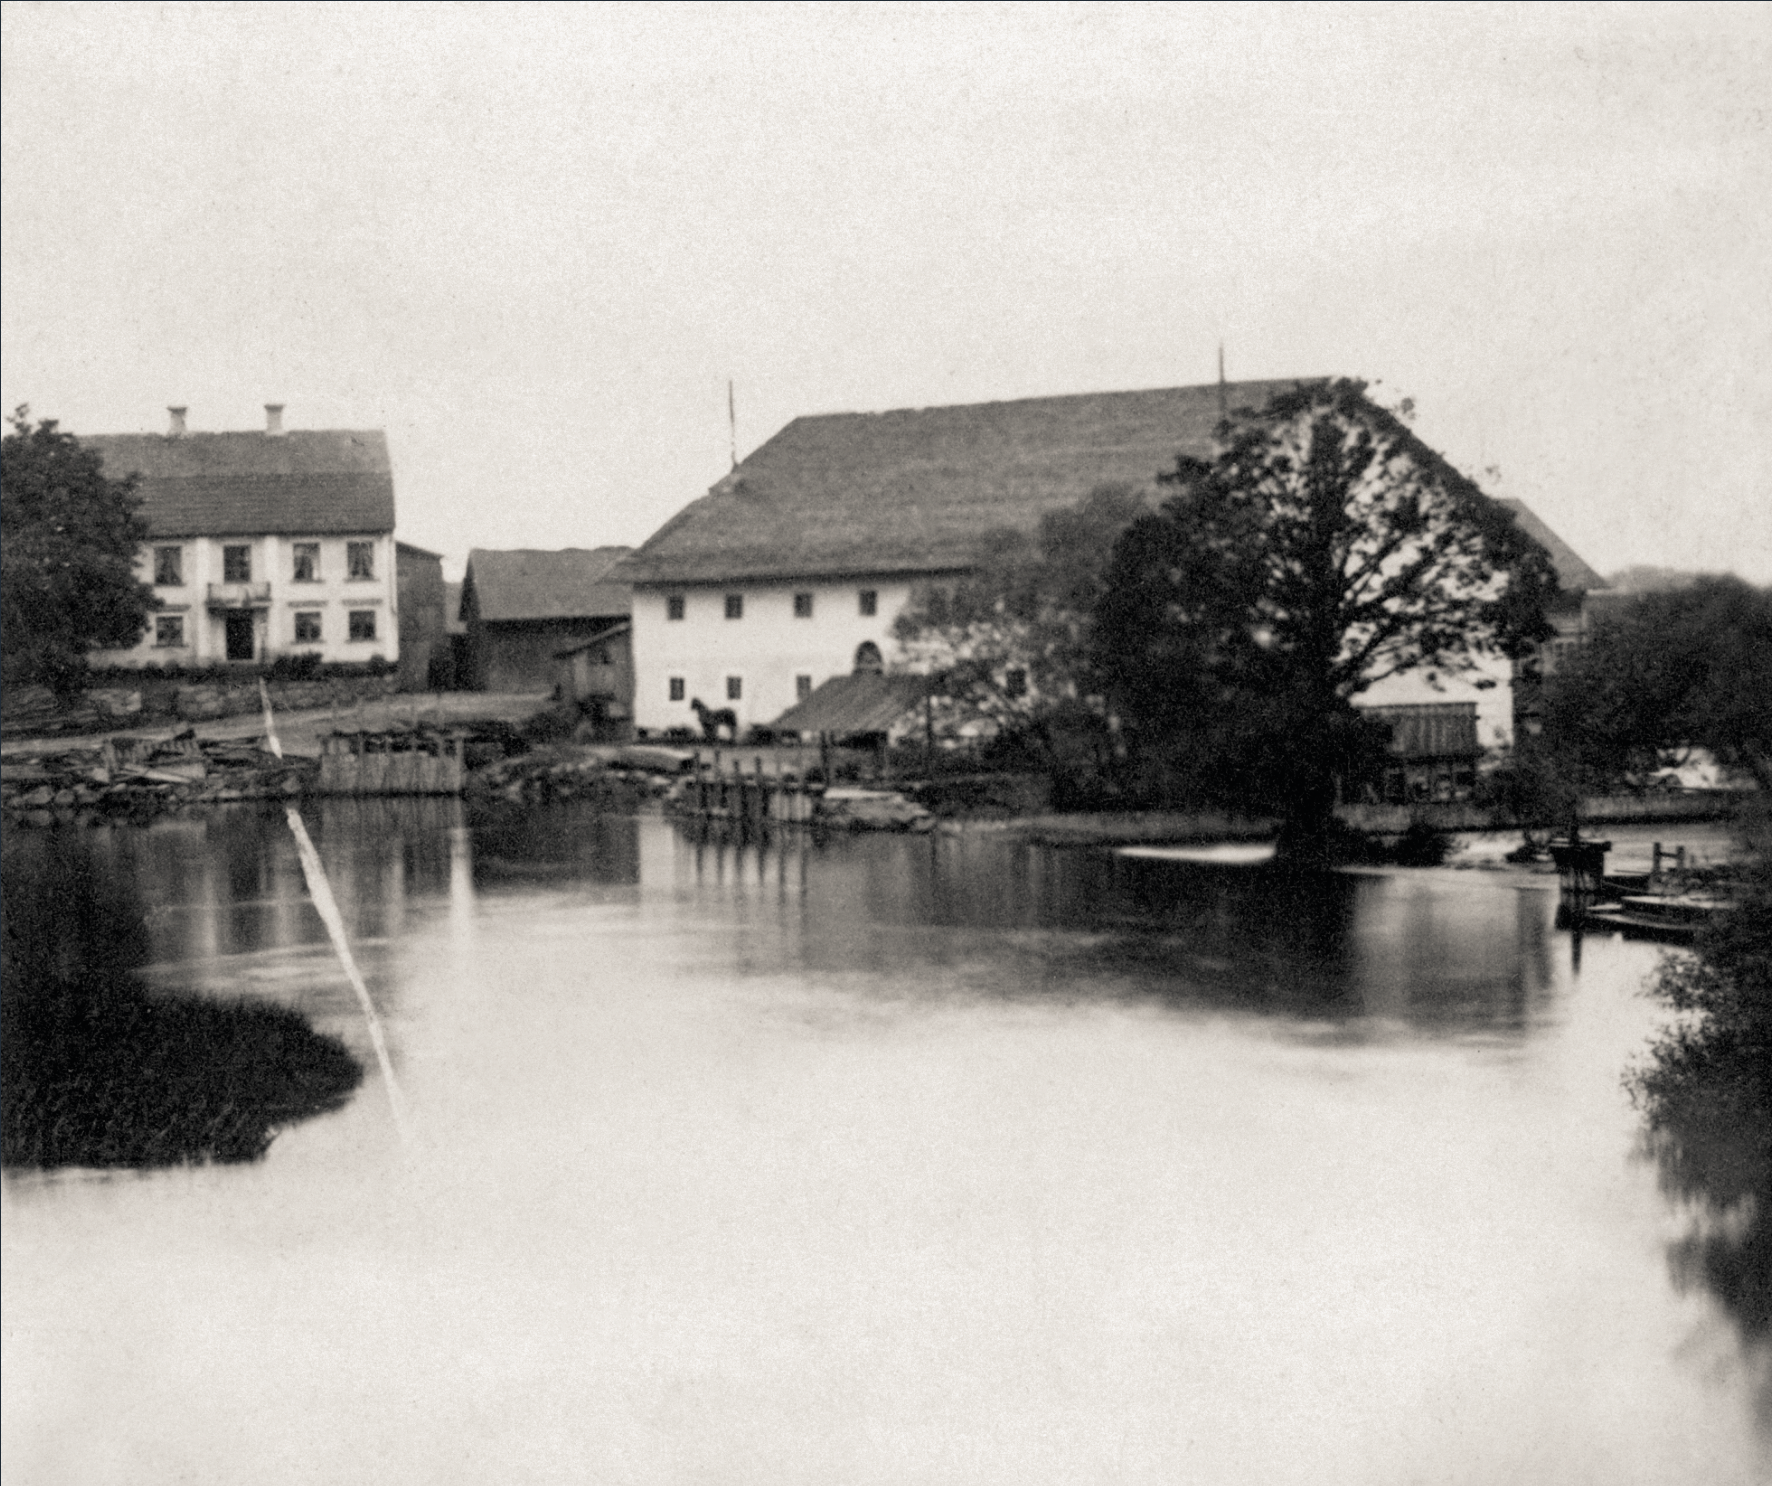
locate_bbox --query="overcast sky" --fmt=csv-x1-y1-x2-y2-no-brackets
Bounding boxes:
4,2,1768,582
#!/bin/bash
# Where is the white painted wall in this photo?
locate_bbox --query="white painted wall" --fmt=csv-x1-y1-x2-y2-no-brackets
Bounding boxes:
91,533,399,668
632,577,914,733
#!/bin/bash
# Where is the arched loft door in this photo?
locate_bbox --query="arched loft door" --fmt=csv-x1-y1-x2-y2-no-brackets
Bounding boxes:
853,641,883,674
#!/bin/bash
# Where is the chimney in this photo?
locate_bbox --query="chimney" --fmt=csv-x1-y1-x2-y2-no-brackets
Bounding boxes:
265,403,285,437
167,406,188,437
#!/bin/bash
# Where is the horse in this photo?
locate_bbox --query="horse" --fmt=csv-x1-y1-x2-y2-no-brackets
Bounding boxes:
690,697,738,743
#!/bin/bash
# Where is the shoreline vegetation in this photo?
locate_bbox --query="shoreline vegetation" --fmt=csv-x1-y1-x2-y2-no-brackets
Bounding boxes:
1630,850,1772,1415
1,843,362,1171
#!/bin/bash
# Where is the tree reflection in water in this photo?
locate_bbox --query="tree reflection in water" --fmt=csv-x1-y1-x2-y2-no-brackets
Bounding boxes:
1,831,362,1169
1632,858,1772,1425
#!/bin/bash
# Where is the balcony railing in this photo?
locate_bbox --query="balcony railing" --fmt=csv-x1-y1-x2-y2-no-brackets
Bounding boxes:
206,581,272,610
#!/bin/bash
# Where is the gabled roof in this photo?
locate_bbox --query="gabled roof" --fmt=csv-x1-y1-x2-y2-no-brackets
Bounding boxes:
463,547,634,623
627,380,1315,586
1497,499,1605,594
768,671,930,735
86,430,395,537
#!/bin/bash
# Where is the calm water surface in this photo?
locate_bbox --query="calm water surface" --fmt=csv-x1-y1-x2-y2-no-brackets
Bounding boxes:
3,802,1767,1484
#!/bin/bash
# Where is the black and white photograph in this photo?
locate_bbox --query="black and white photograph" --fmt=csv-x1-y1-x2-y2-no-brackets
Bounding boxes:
3,4,1770,1481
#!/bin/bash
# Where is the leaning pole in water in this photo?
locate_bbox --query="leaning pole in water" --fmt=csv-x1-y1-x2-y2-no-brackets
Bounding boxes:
260,681,412,1142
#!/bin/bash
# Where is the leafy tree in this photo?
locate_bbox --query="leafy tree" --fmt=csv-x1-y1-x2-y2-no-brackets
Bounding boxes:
1095,379,1558,858
1540,577,1772,792
2,408,156,696
892,483,1147,735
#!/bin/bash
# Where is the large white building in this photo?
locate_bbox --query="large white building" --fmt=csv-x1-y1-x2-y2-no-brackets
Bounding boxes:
624,381,1305,735
623,381,1605,755
87,406,399,669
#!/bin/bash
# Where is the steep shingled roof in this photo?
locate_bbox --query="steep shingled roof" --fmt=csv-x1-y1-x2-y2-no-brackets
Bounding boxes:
463,547,634,623
1496,499,1605,594
627,380,1315,586
85,429,395,537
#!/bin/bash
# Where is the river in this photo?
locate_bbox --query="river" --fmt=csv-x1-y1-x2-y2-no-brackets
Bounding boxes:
3,802,1767,1483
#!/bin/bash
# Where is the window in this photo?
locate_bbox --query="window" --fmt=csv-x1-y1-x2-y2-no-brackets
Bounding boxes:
223,545,252,582
292,543,320,582
853,640,883,674
726,676,742,700
666,595,686,621
348,610,377,642
669,677,685,701
724,593,744,620
153,546,183,586
793,592,814,618
796,674,812,700
154,615,185,648
347,541,375,580
1004,667,1028,698
858,589,877,617
294,611,323,644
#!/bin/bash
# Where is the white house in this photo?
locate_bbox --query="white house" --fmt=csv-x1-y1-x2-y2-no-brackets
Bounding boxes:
86,405,399,669
624,380,1307,735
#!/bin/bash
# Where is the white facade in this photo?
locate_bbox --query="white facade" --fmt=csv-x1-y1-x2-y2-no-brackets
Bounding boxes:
92,532,399,669
631,576,915,734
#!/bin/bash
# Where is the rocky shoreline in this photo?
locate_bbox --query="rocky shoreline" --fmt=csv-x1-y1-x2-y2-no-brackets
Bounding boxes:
0,733,313,828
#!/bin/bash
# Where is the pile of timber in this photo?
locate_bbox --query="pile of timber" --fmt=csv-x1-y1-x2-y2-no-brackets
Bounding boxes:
0,732,315,828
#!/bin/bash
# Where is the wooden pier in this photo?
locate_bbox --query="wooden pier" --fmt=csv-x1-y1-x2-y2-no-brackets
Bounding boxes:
676,750,821,830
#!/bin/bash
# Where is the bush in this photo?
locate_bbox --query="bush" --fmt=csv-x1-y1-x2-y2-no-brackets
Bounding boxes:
1391,821,1453,866
266,651,324,683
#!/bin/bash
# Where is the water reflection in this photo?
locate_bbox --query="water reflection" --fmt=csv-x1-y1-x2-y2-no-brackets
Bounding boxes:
671,826,1556,1035
6,808,1769,1481
470,801,640,888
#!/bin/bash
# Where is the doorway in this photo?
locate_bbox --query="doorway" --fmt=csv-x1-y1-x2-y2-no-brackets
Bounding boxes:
225,612,255,662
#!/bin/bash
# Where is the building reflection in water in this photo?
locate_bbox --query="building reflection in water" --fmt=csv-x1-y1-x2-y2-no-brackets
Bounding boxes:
69,801,469,973
469,802,640,890
669,822,1555,1036
21,807,1551,1045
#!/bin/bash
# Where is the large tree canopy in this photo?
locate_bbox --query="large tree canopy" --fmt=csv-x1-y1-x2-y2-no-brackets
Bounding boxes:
2,408,156,693
1095,379,1557,852
892,483,1146,734
1540,577,1772,791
